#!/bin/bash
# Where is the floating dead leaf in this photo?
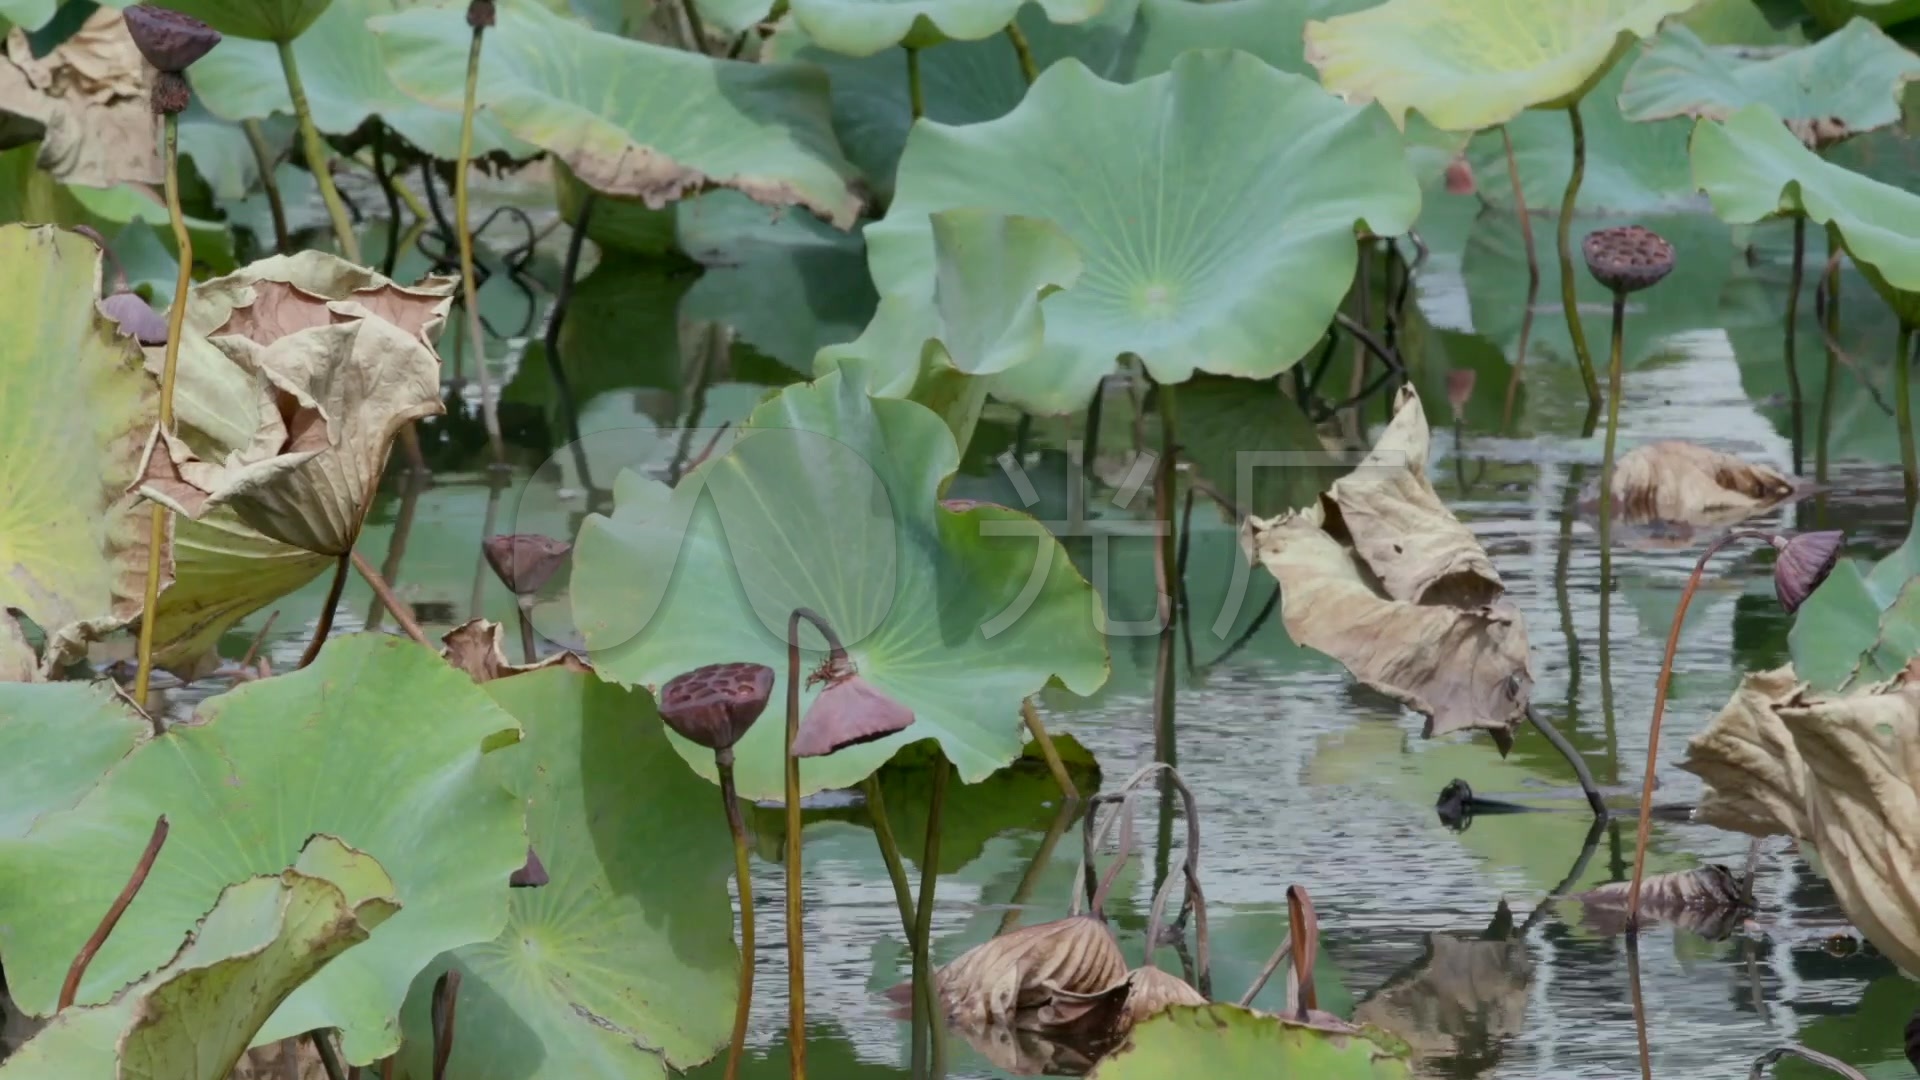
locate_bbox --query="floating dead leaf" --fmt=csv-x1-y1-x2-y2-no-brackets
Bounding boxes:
921,914,1129,1031
0,9,160,187
1117,967,1208,1031
135,252,455,557
1599,440,1798,528
439,618,587,684
1679,667,1812,838
1578,865,1748,938
1354,905,1532,1063
227,1037,328,1079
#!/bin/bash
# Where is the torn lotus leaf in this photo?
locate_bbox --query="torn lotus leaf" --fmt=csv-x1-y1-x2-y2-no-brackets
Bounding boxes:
0,9,161,187
1597,440,1797,527
927,914,1129,1031
1679,667,1812,838
440,618,587,684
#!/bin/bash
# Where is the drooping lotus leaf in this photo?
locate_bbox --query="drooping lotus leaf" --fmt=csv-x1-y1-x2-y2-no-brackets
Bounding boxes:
572,371,1110,799
0,9,161,188
158,0,333,43
0,682,147,838
0,224,161,674
1620,18,1920,142
1087,1004,1412,1079
137,250,455,558
395,665,737,1079
1304,0,1706,131
1678,667,1812,837
189,0,531,162
786,0,1104,58
0,634,526,1063
864,50,1419,415
1602,439,1798,527
371,0,862,227
1789,507,1920,691
1694,102,1920,321
0,835,399,1080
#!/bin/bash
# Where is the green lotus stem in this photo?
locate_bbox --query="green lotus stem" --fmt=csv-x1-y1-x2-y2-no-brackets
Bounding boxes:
863,776,937,1072
274,39,358,264
299,553,351,669
132,113,193,708
676,0,710,52
1005,22,1038,83
1816,244,1842,503
455,19,507,467
241,118,289,254
906,46,925,122
1898,321,1917,510
1785,217,1806,474
1020,698,1077,801
719,754,754,1080
1152,380,1180,762
1500,124,1538,432
909,758,948,1079
783,607,842,1080
1596,291,1625,728
1556,103,1600,430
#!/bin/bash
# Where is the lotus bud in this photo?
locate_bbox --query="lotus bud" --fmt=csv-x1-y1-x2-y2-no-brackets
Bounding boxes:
790,654,914,758
1445,369,1475,422
1444,155,1475,196
482,533,571,596
1119,966,1208,1030
1770,530,1845,614
509,845,547,888
658,662,774,755
1582,225,1675,295
123,4,220,72
100,290,168,346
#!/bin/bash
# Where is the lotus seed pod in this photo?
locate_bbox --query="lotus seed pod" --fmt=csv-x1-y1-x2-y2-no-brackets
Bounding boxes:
150,70,191,115
658,662,775,753
481,533,571,596
1771,530,1846,614
123,4,220,72
467,0,496,27
1582,225,1675,294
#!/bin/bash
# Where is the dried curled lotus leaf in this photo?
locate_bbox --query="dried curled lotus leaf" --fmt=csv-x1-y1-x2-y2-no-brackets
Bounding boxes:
934,915,1128,1030
439,618,588,684
1678,666,1812,838
1327,384,1502,607
1119,967,1208,1031
1578,865,1747,937
1605,440,1796,527
0,10,161,187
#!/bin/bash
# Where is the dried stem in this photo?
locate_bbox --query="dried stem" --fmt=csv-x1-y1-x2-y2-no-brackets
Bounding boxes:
1285,885,1317,1018
60,814,169,1010
239,609,278,670
1556,102,1600,429
300,553,351,669
544,191,596,497
1019,698,1078,800
1596,290,1626,752
1627,928,1652,1080
719,755,754,1080
1500,124,1538,430
310,1031,348,1080
995,797,1075,937
352,549,429,647
430,970,460,1080
455,20,505,467
275,40,359,263
1816,243,1844,492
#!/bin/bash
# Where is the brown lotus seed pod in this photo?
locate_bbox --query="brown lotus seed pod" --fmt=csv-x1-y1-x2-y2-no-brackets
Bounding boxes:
123,4,220,73
1582,225,1675,295
658,662,775,753
481,533,571,596
151,70,191,116
1771,530,1845,614
467,0,496,28
790,667,914,758
100,290,168,346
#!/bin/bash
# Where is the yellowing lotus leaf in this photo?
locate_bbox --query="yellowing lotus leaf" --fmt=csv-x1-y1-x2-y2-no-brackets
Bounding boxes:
0,9,160,187
1304,0,1708,131
136,251,454,557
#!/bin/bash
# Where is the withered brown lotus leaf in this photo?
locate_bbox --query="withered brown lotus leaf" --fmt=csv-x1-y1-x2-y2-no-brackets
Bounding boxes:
0,9,162,187
1678,667,1812,838
1603,440,1797,527
658,661,774,754
933,915,1128,1030
481,533,572,596
1117,967,1207,1031
1353,913,1532,1062
440,618,589,684
790,671,914,757
1773,530,1846,614
1578,865,1747,938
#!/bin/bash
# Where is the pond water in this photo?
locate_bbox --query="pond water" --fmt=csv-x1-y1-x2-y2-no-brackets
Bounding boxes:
185,192,1920,1079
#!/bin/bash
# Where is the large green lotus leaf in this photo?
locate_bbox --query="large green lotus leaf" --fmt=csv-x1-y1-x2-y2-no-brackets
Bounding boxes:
0,0,55,31
864,50,1419,414
159,0,334,43
1805,0,1920,30
1087,1004,1411,1079
0,634,526,1064
0,224,160,673
1620,18,1920,137
1304,0,1706,131
392,666,736,1079
190,0,530,161
0,835,399,1080
786,0,1105,58
371,0,862,227
1790,508,1920,690
572,371,1110,799
763,0,1138,199
0,682,147,838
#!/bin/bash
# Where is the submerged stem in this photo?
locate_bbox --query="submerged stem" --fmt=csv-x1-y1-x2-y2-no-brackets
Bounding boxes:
719,757,754,1080
1556,103,1600,429
910,761,948,1077
455,23,506,467
300,553,352,669
275,39,359,263
1501,124,1539,431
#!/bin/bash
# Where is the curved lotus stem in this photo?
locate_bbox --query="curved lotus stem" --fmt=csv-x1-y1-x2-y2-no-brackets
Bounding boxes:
455,3,506,466
1020,698,1078,800
783,606,843,1080
274,40,358,264
909,759,948,1077
1556,103,1600,430
1005,21,1038,83
1747,1046,1868,1080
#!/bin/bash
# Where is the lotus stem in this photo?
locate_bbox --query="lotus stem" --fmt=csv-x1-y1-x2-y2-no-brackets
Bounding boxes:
455,17,506,468
274,39,358,264
545,191,595,496
1005,22,1038,83
1897,321,1917,511
1785,217,1806,474
430,970,460,1080
1501,124,1538,431
719,754,755,1080
352,549,429,647
906,46,924,122
909,758,948,1078
781,607,843,1080
1557,103,1600,430
1748,1046,1870,1079
309,1032,347,1080
1239,937,1291,1008
1081,376,1105,491
60,815,168,1010
862,776,935,1072
674,0,709,52
1152,379,1180,770
1596,290,1625,732
1626,925,1652,1080
300,553,351,669
1815,243,1844,512
994,797,1074,936
372,124,402,278
365,466,422,631
241,118,289,254
1019,698,1077,801
1527,707,1606,818
132,112,193,708
1625,529,1776,927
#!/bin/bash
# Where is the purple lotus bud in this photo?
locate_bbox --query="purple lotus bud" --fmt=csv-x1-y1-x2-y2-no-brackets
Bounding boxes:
1771,530,1845,614
509,845,547,887
658,662,774,753
791,659,914,758
1583,225,1675,295
122,4,220,73
481,533,571,596
100,290,168,346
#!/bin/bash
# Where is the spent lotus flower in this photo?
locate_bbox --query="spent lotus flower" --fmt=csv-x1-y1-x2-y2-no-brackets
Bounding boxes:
790,652,915,758
657,662,775,756
1771,530,1846,614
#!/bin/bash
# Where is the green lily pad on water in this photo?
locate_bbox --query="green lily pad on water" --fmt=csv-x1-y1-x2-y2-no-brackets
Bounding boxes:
0,835,399,1080
1620,18,1920,139
1789,507,1920,691
1086,1003,1411,1079
0,634,526,1064
0,223,160,674
786,0,1105,58
1304,0,1706,132
371,0,863,227
862,49,1419,415
572,371,1111,800
190,0,531,161
0,682,147,838
394,665,737,1079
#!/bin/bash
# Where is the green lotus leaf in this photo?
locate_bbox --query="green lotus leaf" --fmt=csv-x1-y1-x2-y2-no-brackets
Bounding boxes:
0,224,161,674
787,0,1104,58
1304,0,1706,131
1086,1004,1411,1079
1620,18,1920,139
763,0,1138,198
572,371,1110,799
553,162,678,257
189,0,531,162
0,682,147,838
864,50,1419,415
1805,0,1920,30
371,0,862,227
0,634,526,1064
1790,507,1920,690
693,0,775,34
395,665,737,1079
1693,102,1920,321
0,835,399,1080
0,0,55,31
160,0,334,43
